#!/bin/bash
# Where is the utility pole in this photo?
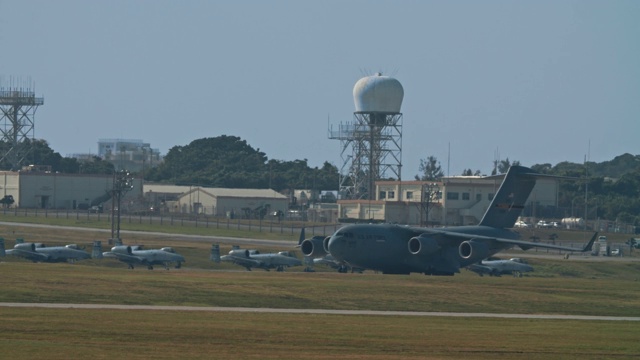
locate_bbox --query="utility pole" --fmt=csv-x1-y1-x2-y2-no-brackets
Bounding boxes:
110,170,134,243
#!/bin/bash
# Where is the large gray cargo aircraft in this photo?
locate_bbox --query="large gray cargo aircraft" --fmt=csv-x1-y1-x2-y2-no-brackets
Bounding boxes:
0,238,93,263
324,166,597,276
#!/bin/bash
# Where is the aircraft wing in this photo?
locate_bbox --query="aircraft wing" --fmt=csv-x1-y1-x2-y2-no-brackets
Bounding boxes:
7,249,49,261
221,255,264,269
420,229,598,253
466,263,496,276
103,252,147,264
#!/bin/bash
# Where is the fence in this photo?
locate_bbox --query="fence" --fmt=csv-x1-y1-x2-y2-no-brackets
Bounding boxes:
0,207,341,238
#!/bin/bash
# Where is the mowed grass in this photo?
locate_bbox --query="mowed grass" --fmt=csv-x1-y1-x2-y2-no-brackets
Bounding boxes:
2,259,640,316
2,222,640,358
1,308,639,360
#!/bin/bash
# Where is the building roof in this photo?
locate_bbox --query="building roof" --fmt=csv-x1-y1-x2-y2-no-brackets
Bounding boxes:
144,184,287,199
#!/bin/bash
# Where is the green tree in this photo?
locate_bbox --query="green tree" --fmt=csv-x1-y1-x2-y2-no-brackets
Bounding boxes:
415,156,444,181
461,168,481,176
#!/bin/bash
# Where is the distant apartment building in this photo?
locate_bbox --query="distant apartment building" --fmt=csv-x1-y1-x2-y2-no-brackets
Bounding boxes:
98,139,162,172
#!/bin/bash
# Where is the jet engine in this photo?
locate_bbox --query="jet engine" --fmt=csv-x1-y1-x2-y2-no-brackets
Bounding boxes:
458,240,490,262
323,236,332,255
110,245,133,255
14,243,36,252
228,249,251,258
408,235,440,256
300,236,329,258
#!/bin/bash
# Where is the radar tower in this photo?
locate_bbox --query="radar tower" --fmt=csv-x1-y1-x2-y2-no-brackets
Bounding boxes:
329,73,404,200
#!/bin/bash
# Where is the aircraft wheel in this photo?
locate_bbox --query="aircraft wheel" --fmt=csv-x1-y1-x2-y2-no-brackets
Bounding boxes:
148,265,154,270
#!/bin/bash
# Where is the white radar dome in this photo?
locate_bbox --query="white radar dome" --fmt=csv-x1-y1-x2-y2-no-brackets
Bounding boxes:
353,73,404,113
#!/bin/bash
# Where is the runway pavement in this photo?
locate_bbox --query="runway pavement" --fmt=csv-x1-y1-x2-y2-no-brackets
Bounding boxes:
1,302,639,321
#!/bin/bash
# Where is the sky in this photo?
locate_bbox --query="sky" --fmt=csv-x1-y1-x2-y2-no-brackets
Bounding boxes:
1,0,638,178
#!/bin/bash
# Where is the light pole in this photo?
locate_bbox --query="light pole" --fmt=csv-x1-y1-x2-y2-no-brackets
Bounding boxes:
110,170,134,242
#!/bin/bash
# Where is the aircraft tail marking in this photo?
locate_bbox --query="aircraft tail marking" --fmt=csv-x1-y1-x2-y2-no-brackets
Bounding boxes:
478,166,537,229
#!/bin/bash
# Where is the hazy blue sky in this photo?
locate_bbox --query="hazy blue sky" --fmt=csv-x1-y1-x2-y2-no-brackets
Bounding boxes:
1,0,638,178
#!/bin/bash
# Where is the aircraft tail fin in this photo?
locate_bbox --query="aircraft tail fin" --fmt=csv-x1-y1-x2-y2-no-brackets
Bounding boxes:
298,227,306,246
210,244,221,263
92,241,103,259
0,238,5,257
478,166,538,229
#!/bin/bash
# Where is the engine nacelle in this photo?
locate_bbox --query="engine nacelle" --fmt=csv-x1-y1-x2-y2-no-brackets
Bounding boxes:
300,236,328,257
459,240,490,261
160,247,175,253
14,243,36,252
228,249,251,258
111,245,133,255
65,244,80,249
323,236,331,254
408,235,440,256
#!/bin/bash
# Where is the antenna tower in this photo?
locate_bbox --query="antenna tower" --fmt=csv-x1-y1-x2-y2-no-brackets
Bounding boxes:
0,77,44,170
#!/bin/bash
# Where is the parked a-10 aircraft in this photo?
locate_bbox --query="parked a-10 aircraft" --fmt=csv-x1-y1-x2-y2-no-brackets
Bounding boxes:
102,243,185,270
211,244,302,271
310,166,597,276
0,238,96,263
467,258,534,277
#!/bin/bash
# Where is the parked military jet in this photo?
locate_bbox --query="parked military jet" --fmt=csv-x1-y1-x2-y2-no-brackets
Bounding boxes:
211,244,302,271
325,166,598,276
0,238,93,263
102,244,185,270
467,258,534,277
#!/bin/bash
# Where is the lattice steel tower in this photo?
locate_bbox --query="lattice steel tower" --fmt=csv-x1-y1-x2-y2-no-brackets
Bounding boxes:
329,73,404,200
0,78,44,170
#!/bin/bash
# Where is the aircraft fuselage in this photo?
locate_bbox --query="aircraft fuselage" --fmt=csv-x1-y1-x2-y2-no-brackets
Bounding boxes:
327,224,519,275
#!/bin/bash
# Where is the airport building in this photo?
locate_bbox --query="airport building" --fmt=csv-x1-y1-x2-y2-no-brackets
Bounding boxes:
0,170,142,210
338,174,558,226
143,184,288,218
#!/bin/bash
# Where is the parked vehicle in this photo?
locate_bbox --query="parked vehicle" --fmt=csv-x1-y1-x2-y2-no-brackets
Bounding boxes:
536,220,552,228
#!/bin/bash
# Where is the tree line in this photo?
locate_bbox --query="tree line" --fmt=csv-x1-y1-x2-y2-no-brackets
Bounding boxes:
2,137,638,226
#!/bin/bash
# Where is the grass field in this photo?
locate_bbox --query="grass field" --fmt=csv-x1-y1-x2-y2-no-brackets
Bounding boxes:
1,221,640,358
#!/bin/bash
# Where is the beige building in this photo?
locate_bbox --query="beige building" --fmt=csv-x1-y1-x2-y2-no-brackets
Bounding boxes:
0,171,142,210
338,175,558,226
143,184,288,218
